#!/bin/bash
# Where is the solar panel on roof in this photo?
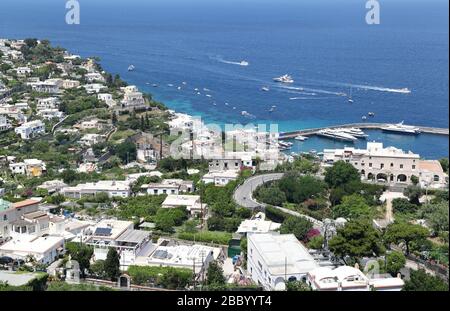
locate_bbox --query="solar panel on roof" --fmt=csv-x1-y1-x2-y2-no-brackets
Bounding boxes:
94,227,112,236
153,250,169,259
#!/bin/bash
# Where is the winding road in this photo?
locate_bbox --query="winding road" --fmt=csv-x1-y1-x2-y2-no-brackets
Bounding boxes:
233,173,324,229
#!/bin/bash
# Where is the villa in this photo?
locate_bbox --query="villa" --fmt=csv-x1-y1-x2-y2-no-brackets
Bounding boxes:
161,194,206,216
14,120,45,139
60,180,132,199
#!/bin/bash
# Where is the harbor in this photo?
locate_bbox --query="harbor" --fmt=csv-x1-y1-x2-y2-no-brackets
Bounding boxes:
279,122,449,140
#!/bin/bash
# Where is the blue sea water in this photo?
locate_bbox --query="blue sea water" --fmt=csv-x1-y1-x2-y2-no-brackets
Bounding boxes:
0,0,448,158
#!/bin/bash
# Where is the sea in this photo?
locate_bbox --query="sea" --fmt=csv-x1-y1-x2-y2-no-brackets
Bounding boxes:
0,0,448,159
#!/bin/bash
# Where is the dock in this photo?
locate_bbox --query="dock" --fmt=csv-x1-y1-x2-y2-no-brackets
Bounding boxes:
279,123,449,139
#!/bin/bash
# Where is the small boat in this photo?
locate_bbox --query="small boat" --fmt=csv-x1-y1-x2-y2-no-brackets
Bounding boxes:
225,102,229,106
203,88,211,92
182,82,187,85
194,88,199,91
128,65,135,71
232,107,236,110
152,84,158,87
240,61,249,66
206,94,212,98
197,92,201,95
177,86,182,90
168,84,174,87
368,112,375,117
269,107,275,112
273,74,294,84
295,135,308,141
348,88,354,103
261,87,270,92
362,116,367,121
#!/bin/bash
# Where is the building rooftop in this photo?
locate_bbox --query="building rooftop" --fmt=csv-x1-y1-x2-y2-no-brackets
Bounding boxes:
249,233,318,276
12,199,40,209
115,229,150,244
0,234,64,255
237,218,281,234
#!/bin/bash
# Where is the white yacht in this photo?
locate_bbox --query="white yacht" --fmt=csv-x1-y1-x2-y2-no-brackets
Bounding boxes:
382,122,421,135
240,61,249,66
295,135,308,141
273,74,294,84
317,129,358,142
338,128,368,138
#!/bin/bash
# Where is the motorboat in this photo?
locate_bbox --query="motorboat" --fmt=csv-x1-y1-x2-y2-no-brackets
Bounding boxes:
127,65,135,71
294,135,308,141
261,87,270,92
381,121,421,135
273,74,294,83
368,112,375,117
240,61,249,66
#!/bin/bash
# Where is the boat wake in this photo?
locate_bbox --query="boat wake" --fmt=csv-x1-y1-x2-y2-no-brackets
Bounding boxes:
213,55,249,67
277,85,344,96
302,78,412,94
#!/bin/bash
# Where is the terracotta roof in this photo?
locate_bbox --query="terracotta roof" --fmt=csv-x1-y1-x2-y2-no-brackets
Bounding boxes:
12,199,39,209
418,160,444,174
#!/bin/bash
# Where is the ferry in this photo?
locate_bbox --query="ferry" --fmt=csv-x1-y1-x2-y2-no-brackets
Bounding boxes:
317,129,358,142
273,74,294,84
382,121,421,135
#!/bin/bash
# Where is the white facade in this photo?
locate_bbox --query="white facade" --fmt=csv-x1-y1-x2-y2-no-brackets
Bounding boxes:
202,170,239,186
14,120,45,139
307,266,404,291
0,115,11,132
162,194,206,216
323,142,423,184
143,179,194,195
61,180,132,199
247,232,318,291
0,234,64,264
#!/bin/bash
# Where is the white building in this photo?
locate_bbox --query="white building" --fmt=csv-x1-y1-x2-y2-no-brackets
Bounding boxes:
30,80,60,94
142,179,194,195
162,195,206,216
77,119,104,131
135,239,222,274
79,133,105,146
202,170,239,186
9,159,46,177
14,120,45,139
247,232,318,291
307,266,404,291
60,180,132,199
0,199,40,238
83,83,107,94
82,219,151,266
120,86,146,109
37,97,59,110
0,115,11,132
85,72,106,83
37,180,68,194
236,217,281,236
37,108,64,120
16,66,32,76
0,234,64,264
62,79,80,89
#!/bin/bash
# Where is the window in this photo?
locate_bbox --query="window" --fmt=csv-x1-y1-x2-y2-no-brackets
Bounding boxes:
171,190,175,194
400,164,404,169
361,163,365,167
3,215,6,221
380,163,384,169
390,163,394,167
412,165,416,170
369,163,372,168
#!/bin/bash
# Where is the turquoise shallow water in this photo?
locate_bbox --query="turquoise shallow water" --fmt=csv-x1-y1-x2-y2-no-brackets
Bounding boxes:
0,0,448,158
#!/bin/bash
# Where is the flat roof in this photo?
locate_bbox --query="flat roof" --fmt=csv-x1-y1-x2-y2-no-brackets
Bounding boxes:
116,229,150,244
0,234,64,254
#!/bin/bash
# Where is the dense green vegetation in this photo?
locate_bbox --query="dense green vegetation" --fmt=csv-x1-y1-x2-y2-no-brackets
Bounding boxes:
127,265,193,289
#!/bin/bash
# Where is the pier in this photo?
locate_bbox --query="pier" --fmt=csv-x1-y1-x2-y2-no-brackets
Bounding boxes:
279,123,449,139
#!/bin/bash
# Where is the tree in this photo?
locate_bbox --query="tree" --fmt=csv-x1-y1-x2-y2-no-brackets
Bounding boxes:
154,210,176,233
307,235,324,250
256,185,286,206
410,175,419,185
418,202,449,236
404,185,423,205
324,161,360,188
329,220,385,263
385,251,406,276
384,222,429,255
61,169,78,184
90,260,106,279
332,194,372,219
104,248,121,281
65,242,94,278
280,216,313,241
113,141,137,164
286,281,312,291
403,269,448,291
392,198,419,214
206,261,226,286
439,158,449,173
278,173,325,204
